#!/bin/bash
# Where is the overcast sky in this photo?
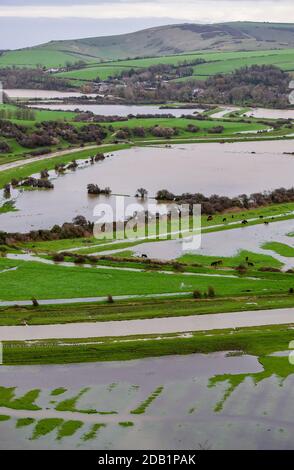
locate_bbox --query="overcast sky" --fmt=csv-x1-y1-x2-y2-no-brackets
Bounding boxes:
0,0,293,49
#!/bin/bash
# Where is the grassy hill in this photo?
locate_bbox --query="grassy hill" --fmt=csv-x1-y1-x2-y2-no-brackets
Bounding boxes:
55,48,294,83
0,22,294,69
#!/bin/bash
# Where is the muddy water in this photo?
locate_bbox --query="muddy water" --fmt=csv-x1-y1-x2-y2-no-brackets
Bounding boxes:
0,308,293,341
244,108,294,120
1,140,294,233
0,352,293,450
133,219,294,269
29,103,203,117
4,89,98,99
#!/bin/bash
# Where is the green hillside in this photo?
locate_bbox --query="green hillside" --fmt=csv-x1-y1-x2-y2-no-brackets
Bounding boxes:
55,48,294,83
0,22,294,69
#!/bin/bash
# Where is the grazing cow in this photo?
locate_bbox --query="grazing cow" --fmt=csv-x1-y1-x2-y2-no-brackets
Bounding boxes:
207,215,213,221
223,218,227,222
141,254,148,259
242,220,248,225
259,215,264,219
264,221,269,225
248,262,254,267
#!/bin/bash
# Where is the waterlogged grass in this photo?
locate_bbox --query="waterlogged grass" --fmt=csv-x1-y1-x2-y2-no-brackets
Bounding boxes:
57,420,83,440
131,386,164,414
209,355,294,412
0,387,41,411
0,201,17,214
179,250,282,269
16,417,35,428
4,324,294,365
81,423,106,441
263,242,294,258
51,388,67,396
119,421,134,427
31,418,63,440
0,414,10,422
55,387,117,415
31,417,83,440
0,294,293,326
55,387,93,413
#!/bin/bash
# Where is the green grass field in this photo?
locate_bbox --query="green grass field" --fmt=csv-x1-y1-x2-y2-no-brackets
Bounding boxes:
0,294,293,326
54,48,294,82
0,256,293,301
3,323,294,365
0,48,96,69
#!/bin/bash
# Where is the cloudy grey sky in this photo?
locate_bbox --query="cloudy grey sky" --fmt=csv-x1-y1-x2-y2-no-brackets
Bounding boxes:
0,0,293,49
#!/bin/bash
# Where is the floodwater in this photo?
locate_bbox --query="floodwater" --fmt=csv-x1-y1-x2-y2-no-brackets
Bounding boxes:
0,308,293,341
244,108,294,120
1,140,294,233
0,352,293,450
29,103,203,117
134,218,294,270
4,89,98,99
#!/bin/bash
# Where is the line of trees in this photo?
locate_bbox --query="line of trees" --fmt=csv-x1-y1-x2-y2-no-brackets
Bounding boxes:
156,187,294,214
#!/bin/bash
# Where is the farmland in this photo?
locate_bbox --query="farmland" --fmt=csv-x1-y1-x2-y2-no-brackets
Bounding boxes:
55,48,294,83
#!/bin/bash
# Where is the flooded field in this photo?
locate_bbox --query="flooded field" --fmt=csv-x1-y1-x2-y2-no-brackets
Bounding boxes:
1,140,294,233
29,103,203,117
134,219,294,269
244,108,294,120
4,89,98,99
0,352,293,450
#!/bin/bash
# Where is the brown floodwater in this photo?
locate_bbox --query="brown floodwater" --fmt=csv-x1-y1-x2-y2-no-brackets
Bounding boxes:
1,140,294,232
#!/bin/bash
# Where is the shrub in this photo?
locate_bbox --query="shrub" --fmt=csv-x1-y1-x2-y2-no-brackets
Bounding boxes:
207,286,215,298
193,290,202,299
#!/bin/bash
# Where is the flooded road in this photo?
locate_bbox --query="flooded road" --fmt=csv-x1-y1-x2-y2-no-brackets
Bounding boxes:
0,308,293,341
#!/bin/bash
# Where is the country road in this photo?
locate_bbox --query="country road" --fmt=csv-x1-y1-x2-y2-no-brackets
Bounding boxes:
0,308,293,341
0,144,100,172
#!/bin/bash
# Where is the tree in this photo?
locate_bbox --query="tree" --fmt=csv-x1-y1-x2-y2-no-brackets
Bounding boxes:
136,188,148,199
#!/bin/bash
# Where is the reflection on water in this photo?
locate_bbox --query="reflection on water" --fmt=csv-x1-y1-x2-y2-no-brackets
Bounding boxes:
0,352,293,449
1,140,294,233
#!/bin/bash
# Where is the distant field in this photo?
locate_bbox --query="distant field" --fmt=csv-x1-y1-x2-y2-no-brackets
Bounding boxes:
55,48,294,82
0,48,96,69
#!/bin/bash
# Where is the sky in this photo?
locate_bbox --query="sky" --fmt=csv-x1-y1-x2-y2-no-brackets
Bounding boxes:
0,0,293,49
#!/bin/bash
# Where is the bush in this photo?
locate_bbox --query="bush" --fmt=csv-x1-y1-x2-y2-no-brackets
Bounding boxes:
207,286,215,298
193,290,202,299
52,253,65,263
